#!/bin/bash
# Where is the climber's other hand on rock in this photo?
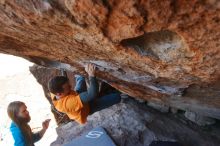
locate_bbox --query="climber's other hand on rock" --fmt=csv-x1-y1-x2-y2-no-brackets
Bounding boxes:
85,63,96,77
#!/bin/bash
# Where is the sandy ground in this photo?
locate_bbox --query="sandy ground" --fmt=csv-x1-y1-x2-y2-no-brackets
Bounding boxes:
0,54,57,146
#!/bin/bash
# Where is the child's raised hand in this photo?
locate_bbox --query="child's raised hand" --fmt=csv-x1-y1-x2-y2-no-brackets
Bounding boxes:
85,63,96,77
42,119,51,130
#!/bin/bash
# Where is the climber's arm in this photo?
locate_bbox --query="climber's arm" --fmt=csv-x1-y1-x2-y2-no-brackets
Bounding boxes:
79,76,99,102
79,64,99,103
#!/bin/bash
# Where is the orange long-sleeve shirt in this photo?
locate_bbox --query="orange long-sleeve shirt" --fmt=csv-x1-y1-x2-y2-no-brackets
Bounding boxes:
51,91,90,124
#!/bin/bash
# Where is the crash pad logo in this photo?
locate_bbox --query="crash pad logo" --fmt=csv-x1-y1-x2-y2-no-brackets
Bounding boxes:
85,131,104,139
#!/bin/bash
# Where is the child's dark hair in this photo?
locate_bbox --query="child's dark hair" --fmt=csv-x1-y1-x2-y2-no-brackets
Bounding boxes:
48,76,69,94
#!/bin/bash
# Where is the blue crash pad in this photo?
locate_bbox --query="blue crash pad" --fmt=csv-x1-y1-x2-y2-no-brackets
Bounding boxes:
63,127,116,146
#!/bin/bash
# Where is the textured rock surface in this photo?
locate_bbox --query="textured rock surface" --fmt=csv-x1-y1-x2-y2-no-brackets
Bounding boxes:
147,101,170,113
0,0,220,119
51,98,220,146
184,111,216,126
29,65,72,125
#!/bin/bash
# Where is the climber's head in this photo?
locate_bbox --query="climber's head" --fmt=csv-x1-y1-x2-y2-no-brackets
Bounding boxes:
48,76,71,97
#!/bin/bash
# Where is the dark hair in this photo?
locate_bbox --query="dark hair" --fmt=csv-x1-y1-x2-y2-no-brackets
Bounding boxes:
48,76,69,94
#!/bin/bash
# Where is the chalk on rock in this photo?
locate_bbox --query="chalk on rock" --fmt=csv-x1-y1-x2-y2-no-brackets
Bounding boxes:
184,111,216,126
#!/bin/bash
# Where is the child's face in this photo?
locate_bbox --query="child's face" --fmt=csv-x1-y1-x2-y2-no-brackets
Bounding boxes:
60,82,71,97
18,104,31,123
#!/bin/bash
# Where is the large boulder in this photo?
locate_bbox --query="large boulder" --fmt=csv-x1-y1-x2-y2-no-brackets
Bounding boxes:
0,0,219,120
51,98,220,146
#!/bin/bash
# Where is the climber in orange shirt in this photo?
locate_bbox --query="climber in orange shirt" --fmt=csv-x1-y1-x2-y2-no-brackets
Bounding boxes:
48,63,121,124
